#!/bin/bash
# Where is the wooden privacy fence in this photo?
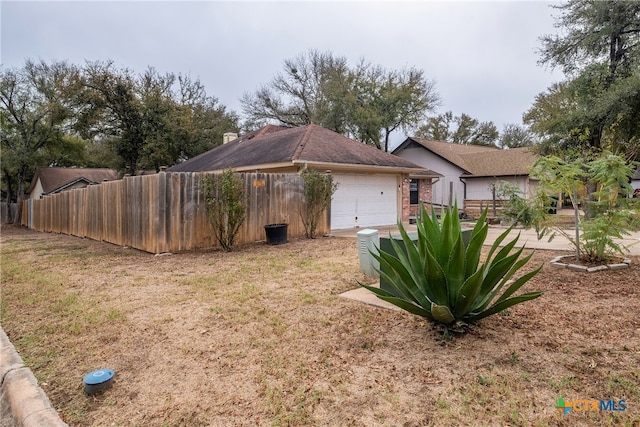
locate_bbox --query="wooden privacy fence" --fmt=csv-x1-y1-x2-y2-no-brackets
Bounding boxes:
22,172,329,254
1,203,18,224
463,199,508,219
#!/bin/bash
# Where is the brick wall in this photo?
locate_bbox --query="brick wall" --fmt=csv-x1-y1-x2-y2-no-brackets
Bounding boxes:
401,175,410,222
402,176,433,221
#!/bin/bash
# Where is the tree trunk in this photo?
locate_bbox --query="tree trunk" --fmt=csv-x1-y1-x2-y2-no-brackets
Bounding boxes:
14,167,28,225
3,170,14,204
573,190,580,261
384,128,390,152
584,182,597,219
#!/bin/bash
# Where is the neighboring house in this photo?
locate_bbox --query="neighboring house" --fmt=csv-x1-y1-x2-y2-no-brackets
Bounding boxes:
169,124,441,229
632,166,640,197
28,167,119,199
393,138,538,211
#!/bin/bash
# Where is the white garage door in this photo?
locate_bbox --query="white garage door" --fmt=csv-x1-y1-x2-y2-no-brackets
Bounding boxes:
331,174,399,229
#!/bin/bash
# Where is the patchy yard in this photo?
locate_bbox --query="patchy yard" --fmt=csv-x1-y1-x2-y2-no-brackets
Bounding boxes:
1,226,639,427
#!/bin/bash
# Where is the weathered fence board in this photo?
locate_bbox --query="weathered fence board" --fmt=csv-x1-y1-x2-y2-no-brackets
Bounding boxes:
0,203,18,224
463,199,508,219
22,172,329,253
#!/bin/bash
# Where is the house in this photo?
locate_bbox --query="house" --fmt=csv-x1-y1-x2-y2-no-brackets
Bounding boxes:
632,166,640,197
169,124,441,229
28,167,119,199
393,138,538,214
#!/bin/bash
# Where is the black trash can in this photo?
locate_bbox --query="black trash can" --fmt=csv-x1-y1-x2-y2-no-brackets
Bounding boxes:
264,223,288,245
548,196,558,214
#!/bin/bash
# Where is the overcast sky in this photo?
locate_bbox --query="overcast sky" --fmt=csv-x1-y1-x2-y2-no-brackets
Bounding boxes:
2,0,565,147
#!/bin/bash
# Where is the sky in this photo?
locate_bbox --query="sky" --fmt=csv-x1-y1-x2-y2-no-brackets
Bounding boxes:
1,0,565,148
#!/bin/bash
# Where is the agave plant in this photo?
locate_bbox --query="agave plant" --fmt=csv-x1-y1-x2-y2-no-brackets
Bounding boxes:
362,205,542,328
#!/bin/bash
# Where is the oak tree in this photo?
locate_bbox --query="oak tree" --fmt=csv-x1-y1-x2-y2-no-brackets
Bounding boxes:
241,50,439,151
527,0,640,157
0,60,80,214
415,111,499,147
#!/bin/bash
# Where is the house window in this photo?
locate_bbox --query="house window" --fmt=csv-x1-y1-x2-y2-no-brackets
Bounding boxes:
410,179,419,205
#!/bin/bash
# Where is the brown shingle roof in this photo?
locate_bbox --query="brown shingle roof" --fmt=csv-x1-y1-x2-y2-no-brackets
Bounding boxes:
397,138,537,177
28,167,119,194
169,124,440,175
461,147,538,177
235,124,289,143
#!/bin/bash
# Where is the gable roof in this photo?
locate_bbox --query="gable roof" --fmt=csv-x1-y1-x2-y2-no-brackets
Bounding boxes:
394,137,537,177
234,124,289,143
28,167,119,195
460,146,538,177
169,124,440,176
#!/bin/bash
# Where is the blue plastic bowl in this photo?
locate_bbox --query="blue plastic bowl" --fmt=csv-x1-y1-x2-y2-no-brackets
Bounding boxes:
83,369,115,395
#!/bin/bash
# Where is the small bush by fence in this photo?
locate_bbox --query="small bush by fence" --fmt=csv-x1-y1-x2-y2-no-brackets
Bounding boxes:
22,172,329,253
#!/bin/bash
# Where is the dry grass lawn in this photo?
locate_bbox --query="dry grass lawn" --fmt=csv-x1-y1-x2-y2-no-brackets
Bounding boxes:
1,226,639,426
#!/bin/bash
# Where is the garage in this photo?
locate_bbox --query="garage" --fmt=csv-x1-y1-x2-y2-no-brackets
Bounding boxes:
331,174,399,229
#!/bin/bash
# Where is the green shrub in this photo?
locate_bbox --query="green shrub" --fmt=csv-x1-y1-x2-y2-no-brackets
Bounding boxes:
495,181,537,227
580,154,639,262
300,168,337,239
202,170,246,251
530,152,639,263
362,205,541,333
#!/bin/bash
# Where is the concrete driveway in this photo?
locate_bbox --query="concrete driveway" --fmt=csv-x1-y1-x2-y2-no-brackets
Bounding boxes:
331,222,640,256
336,222,640,311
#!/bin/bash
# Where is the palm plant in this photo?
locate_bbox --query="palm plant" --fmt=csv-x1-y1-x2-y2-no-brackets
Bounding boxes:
362,205,542,331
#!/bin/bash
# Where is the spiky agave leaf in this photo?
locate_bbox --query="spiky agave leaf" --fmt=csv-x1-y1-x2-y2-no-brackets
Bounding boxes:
361,284,434,319
464,209,489,277
467,290,542,323
371,247,430,308
477,251,537,311
452,267,485,318
361,205,542,330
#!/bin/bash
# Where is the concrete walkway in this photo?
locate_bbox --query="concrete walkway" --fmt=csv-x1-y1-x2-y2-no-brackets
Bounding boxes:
331,223,640,256
484,226,640,255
